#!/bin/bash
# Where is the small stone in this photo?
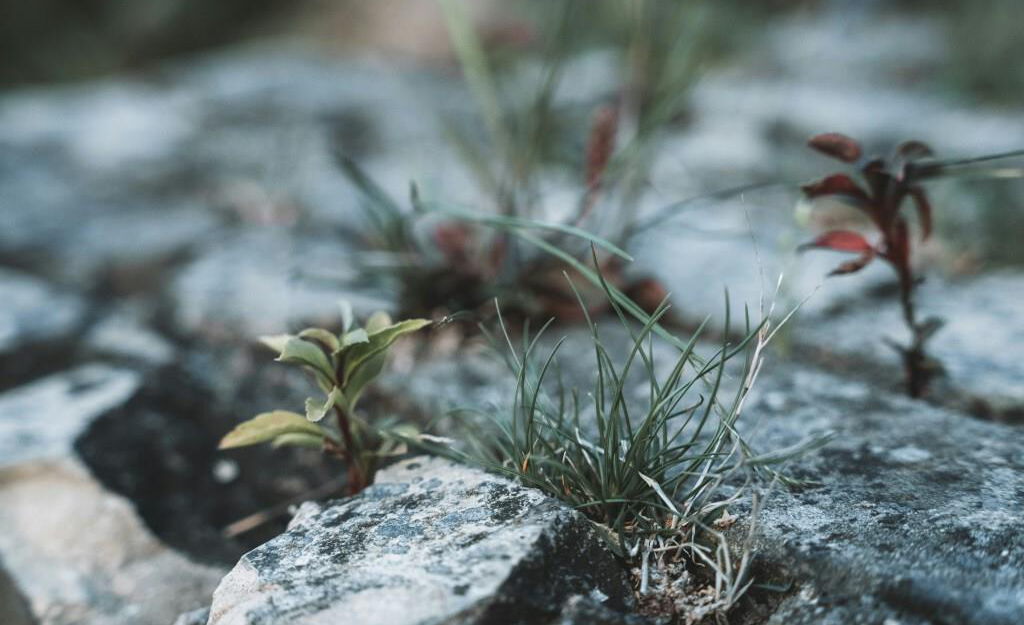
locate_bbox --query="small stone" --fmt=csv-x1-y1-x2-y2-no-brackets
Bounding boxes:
206,456,633,625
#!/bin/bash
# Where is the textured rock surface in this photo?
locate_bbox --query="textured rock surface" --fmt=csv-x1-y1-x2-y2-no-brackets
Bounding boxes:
734,367,1024,625
796,272,1024,419
168,229,390,340
0,365,141,468
0,269,87,387
0,366,225,625
207,456,633,625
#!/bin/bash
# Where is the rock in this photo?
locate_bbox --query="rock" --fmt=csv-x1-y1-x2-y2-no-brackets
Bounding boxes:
206,456,634,625
795,271,1024,419
81,308,176,367
0,366,225,624
733,366,1024,625
553,596,654,625
168,229,391,340
0,365,141,468
0,268,87,387
174,607,212,625
43,203,222,291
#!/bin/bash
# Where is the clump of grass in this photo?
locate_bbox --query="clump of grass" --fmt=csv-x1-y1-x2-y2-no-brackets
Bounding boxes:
798,132,1024,397
423,268,821,620
337,0,719,324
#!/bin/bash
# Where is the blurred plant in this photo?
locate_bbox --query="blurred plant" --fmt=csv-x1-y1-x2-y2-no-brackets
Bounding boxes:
219,304,431,495
798,132,1024,397
338,0,719,324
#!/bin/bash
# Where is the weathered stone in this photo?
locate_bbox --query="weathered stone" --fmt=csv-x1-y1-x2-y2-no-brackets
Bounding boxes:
732,366,1024,625
795,271,1024,419
0,366,224,624
0,365,141,468
206,456,633,625
81,308,176,368
168,229,391,340
0,269,87,387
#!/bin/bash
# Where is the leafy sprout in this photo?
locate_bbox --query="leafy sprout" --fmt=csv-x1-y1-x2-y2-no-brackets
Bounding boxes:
798,132,1024,397
219,304,432,495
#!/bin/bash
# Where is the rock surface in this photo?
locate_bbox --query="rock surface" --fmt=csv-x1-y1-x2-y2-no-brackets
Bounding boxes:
0,269,87,388
206,456,634,625
0,366,225,625
797,272,1024,419
734,367,1024,625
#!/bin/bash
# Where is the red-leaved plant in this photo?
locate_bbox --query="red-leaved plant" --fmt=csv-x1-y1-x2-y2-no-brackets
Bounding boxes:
799,133,944,397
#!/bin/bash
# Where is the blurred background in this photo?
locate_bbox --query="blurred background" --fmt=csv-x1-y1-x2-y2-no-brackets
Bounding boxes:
1,1,1023,623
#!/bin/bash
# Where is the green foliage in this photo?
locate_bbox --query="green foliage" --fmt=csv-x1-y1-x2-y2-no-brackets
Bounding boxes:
338,0,722,323
218,304,432,494
426,280,816,553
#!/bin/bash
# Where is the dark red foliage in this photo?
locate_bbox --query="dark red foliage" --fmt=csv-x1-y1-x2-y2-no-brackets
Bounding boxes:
808,132,863,163
799,133,940,397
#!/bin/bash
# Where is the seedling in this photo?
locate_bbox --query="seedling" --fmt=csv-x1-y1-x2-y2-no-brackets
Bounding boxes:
799,133,1024,397
798,133,943,397
219,304,431,495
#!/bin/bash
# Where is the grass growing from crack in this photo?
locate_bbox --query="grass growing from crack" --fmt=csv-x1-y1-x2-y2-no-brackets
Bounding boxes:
422,268,825,619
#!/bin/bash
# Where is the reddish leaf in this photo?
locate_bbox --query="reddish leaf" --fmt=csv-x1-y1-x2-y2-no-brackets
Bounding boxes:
894,140,935,181
801,173,870,203
895,140,934,161
907,186,932,240
432,223,473,264
585,104,619,192
808,133,862,163
798,230,876,276
829,254,875,275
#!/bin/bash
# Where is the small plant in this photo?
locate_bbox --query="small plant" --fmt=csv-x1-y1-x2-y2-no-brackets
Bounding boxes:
219,304,431,495
335,1,718,324
798,132,943,397
798,132,1024,397
418,275,823,622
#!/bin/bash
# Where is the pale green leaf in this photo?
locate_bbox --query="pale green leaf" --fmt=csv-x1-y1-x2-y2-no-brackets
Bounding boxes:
365,311,393,334
277,337,335,380
345,318,431,380
258,334,294,355
219,411,325,449
298,328,341,353
343,352,385,411
305,387,344,422
339,328,369,351
272,432,326,449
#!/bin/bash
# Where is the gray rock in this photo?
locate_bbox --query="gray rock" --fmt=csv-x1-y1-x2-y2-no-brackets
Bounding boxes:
168,229,391,340
734,366,1024,625
0,365,141,468
795,271,1024,418
206,456,633,625
0,365,224,625
82,309,176,367
0,269,86,381
174,607,211,625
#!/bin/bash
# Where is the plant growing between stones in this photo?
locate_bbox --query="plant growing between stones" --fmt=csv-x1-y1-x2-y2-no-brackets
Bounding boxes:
336,0,716,323
219,304,431,495
425,269,822,620
798,132,1024,397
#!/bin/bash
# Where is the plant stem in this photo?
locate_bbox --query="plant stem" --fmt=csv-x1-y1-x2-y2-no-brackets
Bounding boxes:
896,264,929,398
334,404,365,495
